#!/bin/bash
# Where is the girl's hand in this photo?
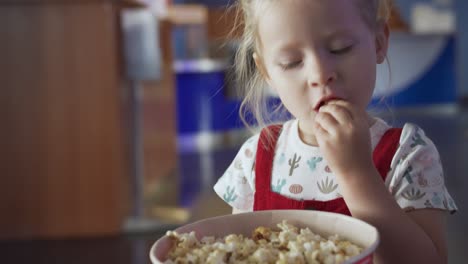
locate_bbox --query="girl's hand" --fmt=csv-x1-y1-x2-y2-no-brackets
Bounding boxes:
313,100,374,178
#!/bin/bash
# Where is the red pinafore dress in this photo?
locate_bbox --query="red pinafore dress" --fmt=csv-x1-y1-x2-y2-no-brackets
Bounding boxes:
253,125,402,216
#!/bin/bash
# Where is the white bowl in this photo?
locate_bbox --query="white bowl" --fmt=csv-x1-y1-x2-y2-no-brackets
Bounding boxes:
150,210,379,264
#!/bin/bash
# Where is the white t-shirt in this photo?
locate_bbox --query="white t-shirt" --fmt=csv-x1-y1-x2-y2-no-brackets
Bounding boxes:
213,118,458,213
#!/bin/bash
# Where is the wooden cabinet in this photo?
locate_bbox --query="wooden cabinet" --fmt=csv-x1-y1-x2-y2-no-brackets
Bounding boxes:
0,1,144,239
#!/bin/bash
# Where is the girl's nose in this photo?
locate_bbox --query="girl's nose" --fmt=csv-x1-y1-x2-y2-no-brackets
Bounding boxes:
308,71,337,88
307,55,337,88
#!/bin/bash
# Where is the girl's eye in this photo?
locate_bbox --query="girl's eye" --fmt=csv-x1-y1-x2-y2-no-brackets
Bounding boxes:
330,45,353,55
280,61,302,70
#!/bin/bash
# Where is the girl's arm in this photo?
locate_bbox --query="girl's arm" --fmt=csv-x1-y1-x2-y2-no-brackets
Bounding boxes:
341,168,447,264
314,101,449,263
406,209,448,261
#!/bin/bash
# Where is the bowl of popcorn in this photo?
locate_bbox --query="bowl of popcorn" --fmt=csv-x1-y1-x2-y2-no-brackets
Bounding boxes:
150,210,379,264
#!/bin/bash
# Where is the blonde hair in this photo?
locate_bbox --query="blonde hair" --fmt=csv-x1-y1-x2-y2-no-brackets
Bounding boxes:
231,0,394,136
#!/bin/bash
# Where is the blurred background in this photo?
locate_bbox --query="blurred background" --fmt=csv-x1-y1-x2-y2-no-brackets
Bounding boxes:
0,0,466,263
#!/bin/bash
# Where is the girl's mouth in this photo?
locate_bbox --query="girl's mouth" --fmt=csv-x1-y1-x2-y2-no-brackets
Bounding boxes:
315,101,326,111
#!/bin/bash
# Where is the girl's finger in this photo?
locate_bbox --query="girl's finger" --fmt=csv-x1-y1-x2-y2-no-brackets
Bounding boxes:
314,112,338,135
314,120,329,138
318,103,353,124
325,100,357,118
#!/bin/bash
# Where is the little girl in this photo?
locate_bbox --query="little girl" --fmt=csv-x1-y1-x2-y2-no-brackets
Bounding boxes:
214,0,457,263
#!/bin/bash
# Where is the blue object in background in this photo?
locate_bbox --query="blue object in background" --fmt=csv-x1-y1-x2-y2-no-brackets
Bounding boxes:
175,58,285,135
175,59,231,134
454,0,468,98
370,35,457,107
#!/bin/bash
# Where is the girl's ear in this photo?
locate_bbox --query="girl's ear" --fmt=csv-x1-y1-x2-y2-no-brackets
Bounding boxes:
375,23,390,64
253,52,270,80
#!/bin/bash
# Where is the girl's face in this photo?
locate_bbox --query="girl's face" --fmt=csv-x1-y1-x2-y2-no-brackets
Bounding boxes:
255,0,389,127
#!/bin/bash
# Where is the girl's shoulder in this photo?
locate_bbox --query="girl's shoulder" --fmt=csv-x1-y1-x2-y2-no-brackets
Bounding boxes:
392,122,441,165
243,120,295,145
237,120,295,157
400,123,431,143
373,119,434,148
239,133,261,154
392,122,437,152
372,119,440,162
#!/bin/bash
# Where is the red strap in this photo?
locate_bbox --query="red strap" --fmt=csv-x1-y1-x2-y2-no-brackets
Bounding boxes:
253,125,283,210
373,128,403,181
